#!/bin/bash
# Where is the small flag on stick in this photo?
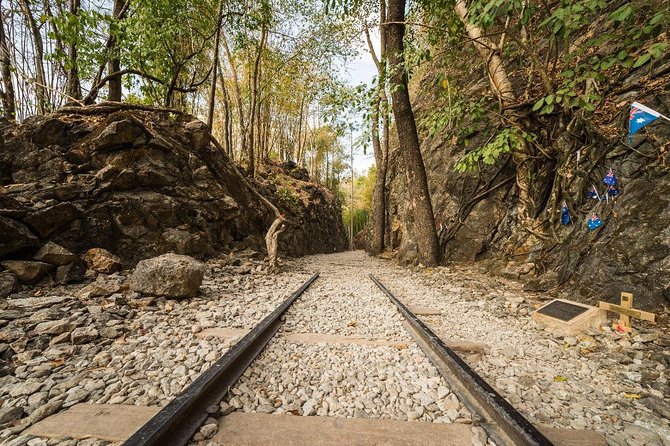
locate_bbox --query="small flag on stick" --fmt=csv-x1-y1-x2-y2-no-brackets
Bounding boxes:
629,102,670,142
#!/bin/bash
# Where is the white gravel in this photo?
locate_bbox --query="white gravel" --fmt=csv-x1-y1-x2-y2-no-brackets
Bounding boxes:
5,250,668,446
215,251,471,439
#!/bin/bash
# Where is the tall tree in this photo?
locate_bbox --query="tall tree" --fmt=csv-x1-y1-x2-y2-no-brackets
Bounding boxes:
385,0,439,266
18,0,48,113
0,0,16,119
207,0,225,129
66,0,82,100
222,31,247,161
107,0,125,101
364,0,390,255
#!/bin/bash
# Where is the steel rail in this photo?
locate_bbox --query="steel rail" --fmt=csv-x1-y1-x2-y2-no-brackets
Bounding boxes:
124,273,320,446
369,274,554,446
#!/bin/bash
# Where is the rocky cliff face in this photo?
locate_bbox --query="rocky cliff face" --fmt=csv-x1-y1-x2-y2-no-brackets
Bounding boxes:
386,34,670,310
0,104,346,272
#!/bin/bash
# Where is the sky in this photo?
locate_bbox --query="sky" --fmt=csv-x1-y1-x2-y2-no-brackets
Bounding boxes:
339,32,380,176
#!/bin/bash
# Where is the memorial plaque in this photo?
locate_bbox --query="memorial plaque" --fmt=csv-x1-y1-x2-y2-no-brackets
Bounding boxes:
532,299,606,336
536,300,589,321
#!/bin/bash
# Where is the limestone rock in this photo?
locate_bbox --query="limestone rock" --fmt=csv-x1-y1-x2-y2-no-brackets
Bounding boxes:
129,253,204,298
33,320,74,335
0,216,39,258
1,260,53,284
71,327,99,344
55,259,87,284
77,274,124,298
91,117,147,151
0,108,346,267
0,406,24,424
0,271,18,297
524,271,560,292
85,248,122,274
23,203,79,238
34,242,78,266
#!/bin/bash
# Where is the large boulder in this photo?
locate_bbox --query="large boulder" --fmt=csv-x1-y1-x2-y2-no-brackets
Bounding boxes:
129,253,205,298
0,105,346,267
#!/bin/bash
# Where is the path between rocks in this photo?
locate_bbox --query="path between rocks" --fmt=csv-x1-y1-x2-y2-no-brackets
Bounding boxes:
1,251,669,446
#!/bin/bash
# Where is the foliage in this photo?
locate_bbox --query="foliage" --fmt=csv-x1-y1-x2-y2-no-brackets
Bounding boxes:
419,84,489,140
455,128,535,173
276,187,300,207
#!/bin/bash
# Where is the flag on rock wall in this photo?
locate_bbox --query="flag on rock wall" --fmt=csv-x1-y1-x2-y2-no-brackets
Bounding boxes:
603,168,617,186
587,185,600,200
587,213,603,231
629,102,665,142
561,201,571,225
607,185,619,197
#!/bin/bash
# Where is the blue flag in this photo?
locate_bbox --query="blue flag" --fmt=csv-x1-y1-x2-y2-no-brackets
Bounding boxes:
587,213,603,231
629,102,661,142
561,201,571,225
603,168,617,186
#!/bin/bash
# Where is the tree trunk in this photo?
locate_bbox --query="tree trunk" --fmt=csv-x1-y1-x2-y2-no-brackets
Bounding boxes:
295,95,305,163
386,0,439,266
107,0,125,101
207,0,225,129
454,0,534,219
18,0,48,113
248,26,266,176
364,4,390,255
0,0,16,119
453,0,515,103
66,0,82,99
217,62,232,155
222,31,247,162
266,216,287,268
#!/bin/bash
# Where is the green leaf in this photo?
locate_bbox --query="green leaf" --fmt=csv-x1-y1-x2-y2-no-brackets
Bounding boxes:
532,98,545,111
633,53,651,68
541,103,555,114
650,12,666,25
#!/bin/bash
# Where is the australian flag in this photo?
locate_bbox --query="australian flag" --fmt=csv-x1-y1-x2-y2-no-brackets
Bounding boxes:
561,201,571,225
629,102,661,142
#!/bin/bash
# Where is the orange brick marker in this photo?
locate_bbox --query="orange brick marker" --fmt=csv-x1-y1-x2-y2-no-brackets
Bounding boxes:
598,292,656,333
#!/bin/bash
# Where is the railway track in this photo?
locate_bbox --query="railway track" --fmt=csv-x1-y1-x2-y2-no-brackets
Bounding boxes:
121,272,554,446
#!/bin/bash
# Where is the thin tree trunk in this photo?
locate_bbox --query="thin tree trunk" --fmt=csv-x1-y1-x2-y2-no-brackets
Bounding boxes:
217,61,232,154
66,0,82,99
107,0,124,101
18,0,48,113
248,26,266,176
222,31,246,162
386,0,439,266
207,0,224,129
298,102,309,167
0,0,16,119
295,95,305,162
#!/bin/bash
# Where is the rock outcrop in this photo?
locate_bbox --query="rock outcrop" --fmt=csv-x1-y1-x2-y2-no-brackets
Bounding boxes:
0,104,347,280
385,24,670,309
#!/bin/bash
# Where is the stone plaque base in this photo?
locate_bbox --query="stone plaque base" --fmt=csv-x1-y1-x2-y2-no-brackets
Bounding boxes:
533,299,606,336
